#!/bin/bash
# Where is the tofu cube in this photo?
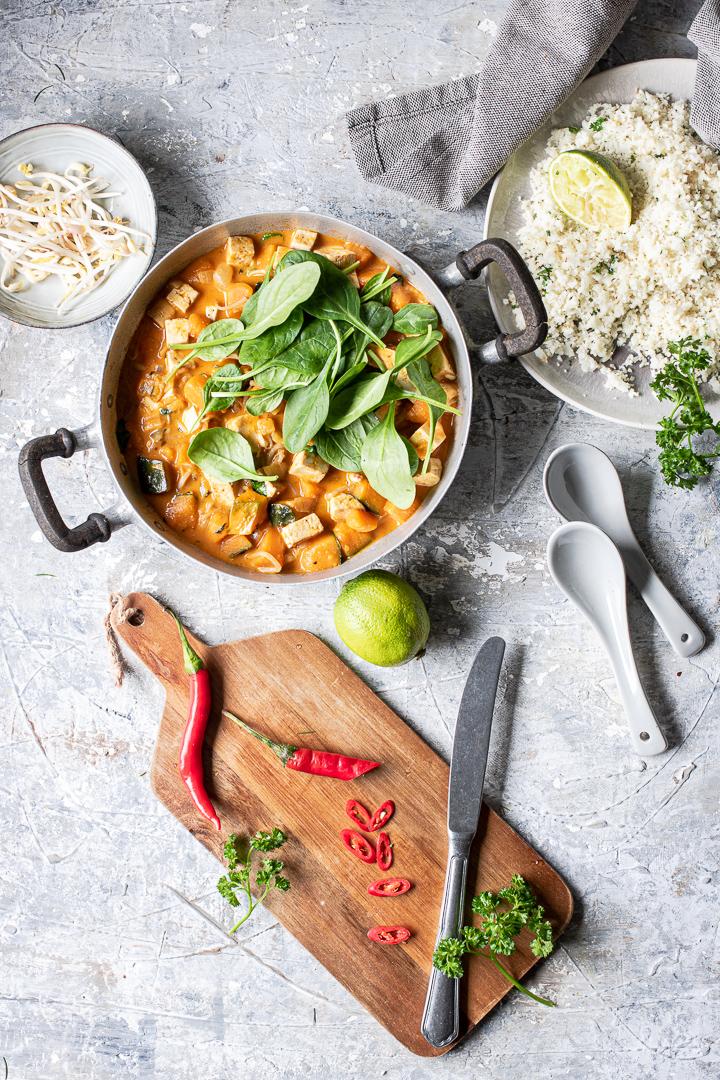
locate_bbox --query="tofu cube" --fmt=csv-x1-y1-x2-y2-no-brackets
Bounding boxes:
314,245,357,269
376,346,412,391
289,450,329,483
280,512,324,549
147,298,175,327
166,281,199,314
205,304,219,320
272,244,291,268
327,492,364,521
414,457,443,487
289,228,317,251
428,343,455,381
164,318,191,347
225,235,254,269
410,419,446,457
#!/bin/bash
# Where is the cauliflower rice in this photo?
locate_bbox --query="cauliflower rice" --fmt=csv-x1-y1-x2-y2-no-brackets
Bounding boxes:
517,90,720,392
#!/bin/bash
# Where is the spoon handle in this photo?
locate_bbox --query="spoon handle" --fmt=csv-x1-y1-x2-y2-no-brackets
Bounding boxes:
605,637,667,756
621,544,705,658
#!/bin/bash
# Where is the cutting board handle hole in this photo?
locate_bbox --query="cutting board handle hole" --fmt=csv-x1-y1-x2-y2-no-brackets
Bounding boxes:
127,609,145,627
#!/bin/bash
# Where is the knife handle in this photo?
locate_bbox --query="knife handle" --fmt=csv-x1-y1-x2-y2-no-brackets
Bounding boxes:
421,846,470,1048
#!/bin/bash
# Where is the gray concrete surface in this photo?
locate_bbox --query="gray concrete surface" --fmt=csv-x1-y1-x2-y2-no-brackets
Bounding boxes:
1,1,718,1077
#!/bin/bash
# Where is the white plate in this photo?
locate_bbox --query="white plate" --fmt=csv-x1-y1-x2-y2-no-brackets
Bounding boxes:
0,124,157,329
483,58,715,430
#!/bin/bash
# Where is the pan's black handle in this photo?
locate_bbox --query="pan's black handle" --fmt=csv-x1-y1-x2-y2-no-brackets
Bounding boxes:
18,427,112,553
456,238,547,361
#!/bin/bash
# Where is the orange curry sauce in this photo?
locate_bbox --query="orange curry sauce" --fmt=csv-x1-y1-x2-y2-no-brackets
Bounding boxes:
118,230,457,574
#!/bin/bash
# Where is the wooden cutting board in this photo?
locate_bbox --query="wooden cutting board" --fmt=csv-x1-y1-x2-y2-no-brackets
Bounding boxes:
113,592,572,1057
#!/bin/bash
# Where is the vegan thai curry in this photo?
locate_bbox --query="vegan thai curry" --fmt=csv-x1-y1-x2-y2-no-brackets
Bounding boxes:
118,229,459,574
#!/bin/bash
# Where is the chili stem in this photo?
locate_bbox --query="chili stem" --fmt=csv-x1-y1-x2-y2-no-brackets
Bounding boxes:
487,953,556,1007
223,709,295,764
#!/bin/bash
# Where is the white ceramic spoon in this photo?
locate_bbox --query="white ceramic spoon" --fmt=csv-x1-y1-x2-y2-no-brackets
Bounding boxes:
547,521,667,757
544,443,705,658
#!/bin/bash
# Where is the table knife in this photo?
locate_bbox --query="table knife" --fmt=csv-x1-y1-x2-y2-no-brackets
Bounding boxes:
420,635,506,1049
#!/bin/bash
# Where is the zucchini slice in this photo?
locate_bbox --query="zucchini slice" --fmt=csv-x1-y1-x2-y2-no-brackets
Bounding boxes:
138,456,169,495
269,503,295,527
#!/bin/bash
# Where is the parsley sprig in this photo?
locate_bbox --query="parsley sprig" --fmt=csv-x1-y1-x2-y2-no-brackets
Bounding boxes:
217,828,290,933
651,337,720,490
432,875,556,1007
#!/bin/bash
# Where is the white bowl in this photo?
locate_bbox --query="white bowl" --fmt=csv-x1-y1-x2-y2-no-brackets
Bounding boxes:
0,123,157,329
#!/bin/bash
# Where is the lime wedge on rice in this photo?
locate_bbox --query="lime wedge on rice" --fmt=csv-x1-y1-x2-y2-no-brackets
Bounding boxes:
549,150,632,231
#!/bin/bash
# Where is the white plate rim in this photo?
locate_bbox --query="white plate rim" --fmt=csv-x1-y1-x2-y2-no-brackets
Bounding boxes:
483,57,699,430
0,122,158,330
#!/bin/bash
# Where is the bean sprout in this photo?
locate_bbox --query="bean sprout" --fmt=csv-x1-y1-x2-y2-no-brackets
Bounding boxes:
0,161,151,311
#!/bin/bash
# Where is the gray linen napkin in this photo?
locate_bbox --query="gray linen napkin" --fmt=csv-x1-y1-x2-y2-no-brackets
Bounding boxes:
346,0,638,210
689,0,720,147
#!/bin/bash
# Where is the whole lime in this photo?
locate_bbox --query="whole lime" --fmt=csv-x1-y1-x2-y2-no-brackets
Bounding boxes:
334,569,430,667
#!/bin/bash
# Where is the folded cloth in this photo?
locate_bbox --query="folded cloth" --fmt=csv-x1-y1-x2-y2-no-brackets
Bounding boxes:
689,0,720,147
346,0,638,210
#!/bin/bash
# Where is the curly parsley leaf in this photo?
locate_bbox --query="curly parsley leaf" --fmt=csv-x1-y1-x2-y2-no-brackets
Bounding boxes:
432,875,556,1006
650,337,720,490
217,829,290,933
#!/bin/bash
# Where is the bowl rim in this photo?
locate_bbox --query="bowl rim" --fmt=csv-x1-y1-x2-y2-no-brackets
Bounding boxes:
101,211,473,585
0,121,158,330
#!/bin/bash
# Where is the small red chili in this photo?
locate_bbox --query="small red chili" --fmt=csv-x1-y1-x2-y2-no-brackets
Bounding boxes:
345,798,372,830
172,613,220,832
223,711,380,780
368,878,412,897
368,799,395,831
377,831,393,871
340,829,376,863
367,925,411,944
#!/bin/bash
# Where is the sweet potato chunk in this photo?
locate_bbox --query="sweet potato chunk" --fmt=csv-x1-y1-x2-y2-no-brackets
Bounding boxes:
295,533,342,573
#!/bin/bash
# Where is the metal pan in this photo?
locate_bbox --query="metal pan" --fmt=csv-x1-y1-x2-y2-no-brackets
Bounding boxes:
18,211,546,584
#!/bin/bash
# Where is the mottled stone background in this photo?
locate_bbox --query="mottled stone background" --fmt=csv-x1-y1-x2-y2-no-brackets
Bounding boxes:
1,1,717,1077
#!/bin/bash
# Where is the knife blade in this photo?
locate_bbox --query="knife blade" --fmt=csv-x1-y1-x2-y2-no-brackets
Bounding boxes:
448,636,505,837
420,636,506,1049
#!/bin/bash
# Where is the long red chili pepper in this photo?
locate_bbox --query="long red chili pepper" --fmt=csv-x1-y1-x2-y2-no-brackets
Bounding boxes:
222,710,380,780
173,613,220,831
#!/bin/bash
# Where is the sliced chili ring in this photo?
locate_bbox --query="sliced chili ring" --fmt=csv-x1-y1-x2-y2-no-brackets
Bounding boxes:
345,798,372,830
340,828,376,863
376,831,393,871
368,799,395,832
368,877,411,897
367,925,411,945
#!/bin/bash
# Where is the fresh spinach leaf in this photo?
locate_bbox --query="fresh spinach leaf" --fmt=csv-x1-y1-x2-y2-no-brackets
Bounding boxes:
401,435,420,476
258,317,337,382
393,303,439,335
246,387,285,416
406,355,447,471
279,250,385,346
350,300,393,365
188,428,274,483
282,320,341,452
194,362,245,427
174,263,320,360
165,318,245,380
331,359,367,395
392,327,443,372
237,260,320,340
238,307,303,366
360,402,415,509
314,413,379,471
326,369,393,430
360,266,398,304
